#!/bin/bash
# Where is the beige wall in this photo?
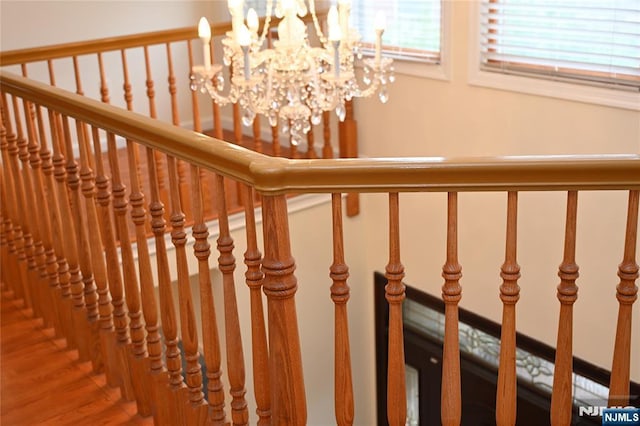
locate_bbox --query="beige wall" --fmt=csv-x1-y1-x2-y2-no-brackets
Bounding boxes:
2,1,639,425
352,0,640,406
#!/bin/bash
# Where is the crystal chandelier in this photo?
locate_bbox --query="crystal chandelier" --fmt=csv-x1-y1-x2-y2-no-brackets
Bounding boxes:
190,0,394,147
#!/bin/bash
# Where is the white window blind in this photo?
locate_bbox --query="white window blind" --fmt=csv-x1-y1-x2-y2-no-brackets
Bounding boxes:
480,0,640,90
352,0,442,63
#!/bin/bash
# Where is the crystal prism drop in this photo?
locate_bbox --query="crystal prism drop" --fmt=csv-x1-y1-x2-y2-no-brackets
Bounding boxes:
378,88,389,104
242,109,255,127
336,103,346,121
311,111,322,126
268,112,278,127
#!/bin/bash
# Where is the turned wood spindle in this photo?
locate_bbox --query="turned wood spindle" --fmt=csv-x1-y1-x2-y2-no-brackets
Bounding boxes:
166,154,207,419
261,194,307,425
94,56,136,400
62,115,100,367
22,93,58,329
32,105,63,336
385,192,407,426
48,108,85,353
441,192,462,426
106,124,151,415
0,105,25,302
42,107,73,343
165,43,192,221
145,140,184,425
330,193,354,426
76,118,117,376
322,111,333,159
90,124,134,397
609,190,639,407
186,41,213,219
496,191,521,426
242,184,271,425
551,191,579,426
190,164,227,424
12,94,40,316
215,174,249,425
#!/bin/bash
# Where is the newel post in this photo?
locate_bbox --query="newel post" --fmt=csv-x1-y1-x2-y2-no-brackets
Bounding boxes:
261,194,307,425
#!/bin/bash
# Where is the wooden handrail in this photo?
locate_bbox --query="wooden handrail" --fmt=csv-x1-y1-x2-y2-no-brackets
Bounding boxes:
0,12,326,66
1,71,639,195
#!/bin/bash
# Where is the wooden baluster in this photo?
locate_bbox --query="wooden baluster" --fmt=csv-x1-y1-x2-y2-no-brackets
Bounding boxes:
0,164,9,291
107,127,151,415
210,64,224,219
306,120,317,159
340,101,359,217
190,165,227,424
167,154,207,423
330,193,354,426
0,107,24,302
496,191,520,426
441,192,462,425
322,111,333,159
141,45,169,214
91,124,135,400
266,32,280,157
261,194,307,425
48,107,85,353
165,43,192,222
62,115,101,368
76,119,119,378
271,122,281,157
125,128,162,417
385,192,407,426
253,116,263,153
41,107,73,343
94,56,136,400
20,89,54,327
13,95,41,317
290,128,298,159
146,144,184,425
241,185,270,425
186,41,213,221
140,44,176,424
71,57,93,170
215,175,249,425
1,95,29,307
550,191,579,425
233,102,243,145
6,96,36,310
31,105,63,336
609,190,639,406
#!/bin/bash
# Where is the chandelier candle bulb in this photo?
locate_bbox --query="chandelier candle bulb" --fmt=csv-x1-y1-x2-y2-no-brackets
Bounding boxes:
338,0,351,41
332,40,341,78
238,25,252,81
228,0,245,38
328,6,340,40
198,17,212,71
374,11,386,66
247,8,259,34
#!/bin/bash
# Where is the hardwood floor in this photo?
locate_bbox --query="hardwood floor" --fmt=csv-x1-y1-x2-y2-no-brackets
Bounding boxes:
0,288,152,425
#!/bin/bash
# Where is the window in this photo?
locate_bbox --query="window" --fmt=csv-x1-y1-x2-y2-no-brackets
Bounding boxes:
352,0,443,64
479,0,640,91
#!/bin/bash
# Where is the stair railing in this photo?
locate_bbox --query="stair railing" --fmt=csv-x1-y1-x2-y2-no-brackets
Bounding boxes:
1,67,639,426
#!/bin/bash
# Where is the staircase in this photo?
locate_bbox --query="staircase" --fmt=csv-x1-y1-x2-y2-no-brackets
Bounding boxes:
0,288,152,425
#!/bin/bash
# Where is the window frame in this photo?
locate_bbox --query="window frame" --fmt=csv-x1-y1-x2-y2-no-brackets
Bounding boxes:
468,1,640,111
352,0,452,81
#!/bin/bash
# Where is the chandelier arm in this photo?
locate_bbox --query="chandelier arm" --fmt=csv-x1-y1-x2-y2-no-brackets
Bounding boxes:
257,0,275,47
204,84,236,106
308,1,328,45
